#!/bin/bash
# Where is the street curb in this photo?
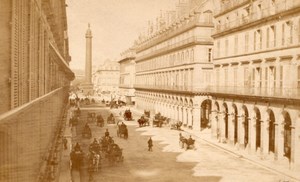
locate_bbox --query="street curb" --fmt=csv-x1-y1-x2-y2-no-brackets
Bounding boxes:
181,130,299,182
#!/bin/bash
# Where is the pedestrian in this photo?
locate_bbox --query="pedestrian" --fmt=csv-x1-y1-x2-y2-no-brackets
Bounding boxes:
63,137,68,150
148,137,153,151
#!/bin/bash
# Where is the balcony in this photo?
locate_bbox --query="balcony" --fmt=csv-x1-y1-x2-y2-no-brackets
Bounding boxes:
215,0,250,17
136,36,213,62
134,84,208,93
134,84,300,101
214,0,300,35
208,86,300,100
136,18,213,53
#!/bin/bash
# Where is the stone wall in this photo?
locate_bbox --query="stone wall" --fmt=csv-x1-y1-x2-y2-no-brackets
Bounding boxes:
0,87,69,182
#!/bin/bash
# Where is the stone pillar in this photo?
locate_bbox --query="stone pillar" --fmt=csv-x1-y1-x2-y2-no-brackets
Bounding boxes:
228,113,235,145
275,121,284,160
193,107,200,131
219,113,225,142
211,111,217,138
183,107,187,125
179,106,183,122
85,24,92,84
249,116,257,153
262,119,269,159
238,115,245,149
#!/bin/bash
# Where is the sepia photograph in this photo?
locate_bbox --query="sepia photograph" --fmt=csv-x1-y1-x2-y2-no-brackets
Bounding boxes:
0,0,300,181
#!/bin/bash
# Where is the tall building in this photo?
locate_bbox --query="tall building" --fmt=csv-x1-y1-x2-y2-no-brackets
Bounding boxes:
211,0,300,169
134,0,214,128
0,0,74,181
93,60,120,96
118,47,136,105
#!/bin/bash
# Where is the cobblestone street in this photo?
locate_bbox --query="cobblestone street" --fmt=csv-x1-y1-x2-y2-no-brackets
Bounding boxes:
70,107,284,182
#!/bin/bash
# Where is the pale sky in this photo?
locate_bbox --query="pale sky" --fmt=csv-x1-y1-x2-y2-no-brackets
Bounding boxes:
66,0,176,70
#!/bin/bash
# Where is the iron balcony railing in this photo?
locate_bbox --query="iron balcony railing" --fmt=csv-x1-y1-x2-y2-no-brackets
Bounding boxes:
215,0,250,16
214,1,300,34
136,18,214,52
134,84,300,100
136,36,213,62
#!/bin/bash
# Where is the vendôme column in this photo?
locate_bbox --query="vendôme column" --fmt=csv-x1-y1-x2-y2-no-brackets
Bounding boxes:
81,23,94,95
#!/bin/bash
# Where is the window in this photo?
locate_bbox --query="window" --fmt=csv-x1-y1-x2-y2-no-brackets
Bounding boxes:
208,48,212,62
280,65,283,88
233,67,237,87
271,25,276,47
234,35,238,54
254,31,257,50
216,69,220,86
265,67,268,88
267,27,270,48
244,67,250,87
299,19,300,43
287,21,293,44
224,68,228,86
217,40,220,57
282,23,285,46
252,68,256,87
245,32,249,52
298,66,300,88
225,39,228,56
190,49,194,62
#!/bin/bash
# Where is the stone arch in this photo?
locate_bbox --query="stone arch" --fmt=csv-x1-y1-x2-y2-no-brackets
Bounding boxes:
254,107,262,151
282,111,292,160
232,104,238,145
266,109,276,153
242,105,250,148
222,102,229,140
201,99,212,130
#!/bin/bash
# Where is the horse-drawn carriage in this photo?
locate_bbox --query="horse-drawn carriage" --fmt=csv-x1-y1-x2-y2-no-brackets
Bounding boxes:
107,113,115,124
82,124,92,138
107,143,124,165
88,139,101,172
117,123,128,139
99,136,124,165
170,120,183,131
99,136,114,153
152,112,167,127
144,110,150,118
137,115,150,127
69,116,79,127
74,107,81,117
123,109,133,121
87,112,96,123
70,144,84,169
110,100,118,109
179,133,195,150
96,114,104,127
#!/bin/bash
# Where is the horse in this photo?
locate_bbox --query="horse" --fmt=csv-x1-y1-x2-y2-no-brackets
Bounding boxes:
117,124,128,139
96,115,104,127
179,133,195,150
88,152,101,172
170,121,183,130
137,117,149,127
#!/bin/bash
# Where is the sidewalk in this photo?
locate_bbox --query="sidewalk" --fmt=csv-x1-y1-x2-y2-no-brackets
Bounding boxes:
124,106,300,182
58,109,73,182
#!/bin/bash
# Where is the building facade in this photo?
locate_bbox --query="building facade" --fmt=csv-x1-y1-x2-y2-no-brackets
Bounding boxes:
134,0,215,129
211,0,300,169
119,48,136,105
93,60,120,96
0,0,74,181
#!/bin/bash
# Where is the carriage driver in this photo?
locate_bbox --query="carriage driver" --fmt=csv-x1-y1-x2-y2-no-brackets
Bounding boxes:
188,135,194,144
74,142,82,151
105,129,110,137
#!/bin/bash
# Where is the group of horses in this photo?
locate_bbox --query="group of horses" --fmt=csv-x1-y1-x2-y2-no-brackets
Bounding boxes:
70,136,124,173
